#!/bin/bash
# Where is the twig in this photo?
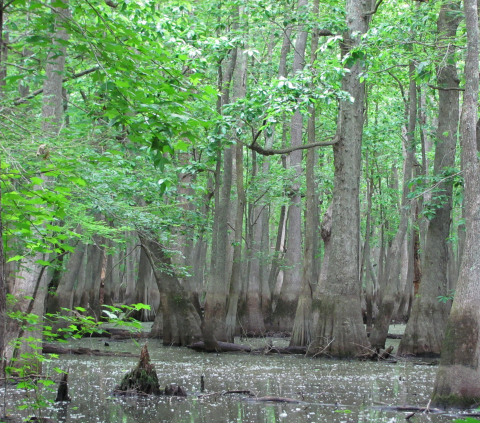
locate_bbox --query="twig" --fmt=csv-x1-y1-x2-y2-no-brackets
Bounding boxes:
312,337,335,358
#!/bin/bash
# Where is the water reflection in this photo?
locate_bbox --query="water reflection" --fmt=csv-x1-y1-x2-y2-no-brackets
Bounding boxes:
1,337,455,423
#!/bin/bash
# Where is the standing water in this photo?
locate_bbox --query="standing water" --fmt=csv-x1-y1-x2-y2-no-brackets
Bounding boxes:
0,332,462,423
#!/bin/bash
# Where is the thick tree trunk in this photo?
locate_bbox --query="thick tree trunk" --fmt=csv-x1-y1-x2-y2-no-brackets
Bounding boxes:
203,45,237,343
139,235,202,346
399,3,460,357
271,0,309,332
309,0,372,357
431,0,480,407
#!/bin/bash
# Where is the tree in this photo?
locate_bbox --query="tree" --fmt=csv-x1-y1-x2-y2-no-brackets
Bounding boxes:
270,0,309,333
431,0,480,407
309,0,373,358
398,2,461,357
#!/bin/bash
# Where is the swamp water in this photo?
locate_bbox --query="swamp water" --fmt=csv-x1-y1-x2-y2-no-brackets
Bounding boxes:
0,332,463,423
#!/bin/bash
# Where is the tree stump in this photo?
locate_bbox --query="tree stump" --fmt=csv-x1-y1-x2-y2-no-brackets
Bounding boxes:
117,343,161,395
55,372,71,402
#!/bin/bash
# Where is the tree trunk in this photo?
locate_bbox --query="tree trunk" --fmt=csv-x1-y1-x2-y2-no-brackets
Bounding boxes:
271,0,309,332
309,0,372,357
4,254,51,369
399,3,460,356
139,235,202,346
364,177,374,332
370,62,417,349
431,0,480,407
265,22,291,326
225,29,247,342
79,238,105,320
41,1,70,134
49,241,85,330
0,5,7,93
123,232,139,305
203,44,237,344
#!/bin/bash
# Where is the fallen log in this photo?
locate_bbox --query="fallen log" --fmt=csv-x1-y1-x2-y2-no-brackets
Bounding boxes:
187,341,251,352
86,328,148,339
371,405,442,413
246,395,304,403
42,343,138,358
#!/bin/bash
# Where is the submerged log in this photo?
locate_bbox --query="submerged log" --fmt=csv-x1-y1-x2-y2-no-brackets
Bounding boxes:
117,343,161,395
256,345,307,355
55,372,71,402
187,341,251,352
42,343,138,357
247,395,304,403
85,328,148,339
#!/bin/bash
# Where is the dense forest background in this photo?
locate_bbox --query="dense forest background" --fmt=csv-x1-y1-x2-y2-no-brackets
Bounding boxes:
1,0,480,408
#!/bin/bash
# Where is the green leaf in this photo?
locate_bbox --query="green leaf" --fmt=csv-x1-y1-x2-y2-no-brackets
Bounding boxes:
30,177,44,185
7,255,24,262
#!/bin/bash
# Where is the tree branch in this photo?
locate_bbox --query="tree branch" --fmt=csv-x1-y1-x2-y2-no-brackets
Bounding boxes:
248,136,339,156
364,0,384,16
13,66,100,105
427,83,465,91
388,71,407,106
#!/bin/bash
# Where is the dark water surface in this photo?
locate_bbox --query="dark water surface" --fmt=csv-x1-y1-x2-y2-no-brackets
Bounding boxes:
0,334,465,423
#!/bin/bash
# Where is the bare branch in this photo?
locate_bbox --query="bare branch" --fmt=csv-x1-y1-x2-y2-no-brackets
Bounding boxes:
13,66,99,105
427,83,465,91
364,0,384,16
387,71,407,106
248,136,339,156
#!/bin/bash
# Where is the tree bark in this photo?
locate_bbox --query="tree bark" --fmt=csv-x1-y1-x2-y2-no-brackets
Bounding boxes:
41,0,70,134
399,3,460,356
225,26,247,341
370,62,417,349
203,43,238,344
139,235,202,346
431,0,480,407
271,0,309,332
309,0,372,357
291,0,321,346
